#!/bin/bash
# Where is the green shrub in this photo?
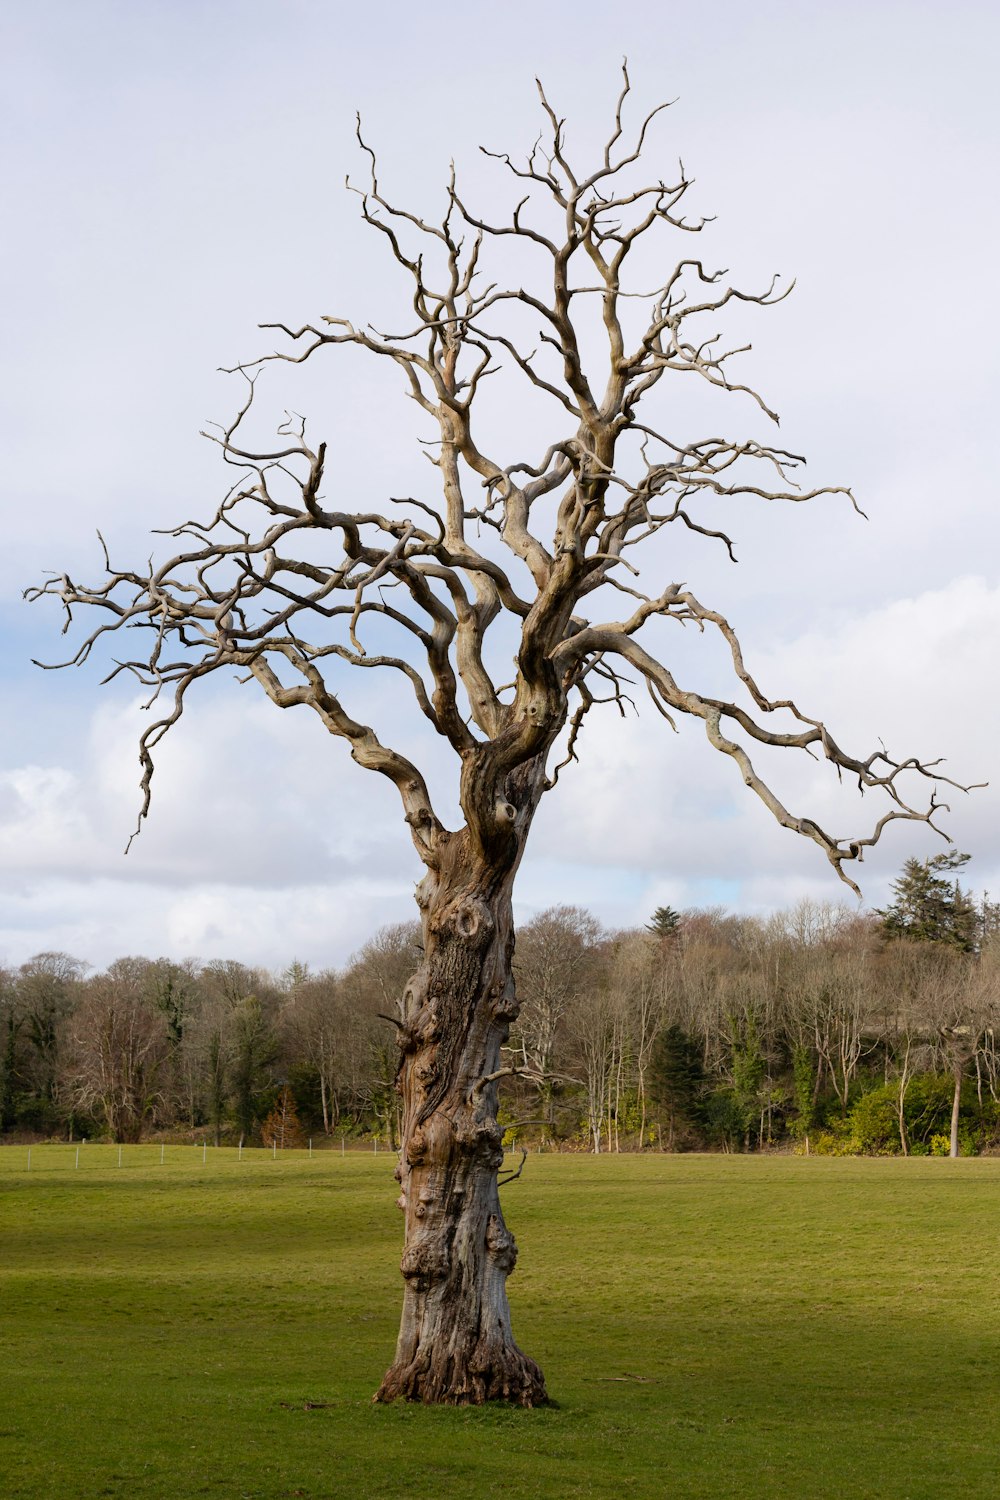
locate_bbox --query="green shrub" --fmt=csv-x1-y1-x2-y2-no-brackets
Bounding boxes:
903,1073,953,1145
809,1115,855,1156
703,1088,748,1151
848,1084,900,1155
846,1073,975,1157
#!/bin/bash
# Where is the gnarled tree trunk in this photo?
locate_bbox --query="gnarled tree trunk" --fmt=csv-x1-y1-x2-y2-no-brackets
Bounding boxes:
376,825,547,1406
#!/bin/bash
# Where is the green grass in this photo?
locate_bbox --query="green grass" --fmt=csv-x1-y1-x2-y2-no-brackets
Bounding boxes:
2,1147,999,1499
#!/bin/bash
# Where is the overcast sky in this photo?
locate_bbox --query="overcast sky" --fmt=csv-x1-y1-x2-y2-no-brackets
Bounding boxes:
2,0,998,973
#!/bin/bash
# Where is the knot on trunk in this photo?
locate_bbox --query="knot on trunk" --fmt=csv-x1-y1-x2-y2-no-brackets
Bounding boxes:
486,1214,518,1272
415,1061,440,1093
457,1117,503,1164
413,1184,440,1220
400,1241,450,1287
452,897,493,941
492,989,519,1022
406,1127,428,1165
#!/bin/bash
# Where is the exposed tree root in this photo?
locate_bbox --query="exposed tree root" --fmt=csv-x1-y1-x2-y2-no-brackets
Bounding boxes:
375,1344,548,1407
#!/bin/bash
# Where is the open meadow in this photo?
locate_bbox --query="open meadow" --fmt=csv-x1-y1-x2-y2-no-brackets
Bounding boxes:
2,1148,998,1499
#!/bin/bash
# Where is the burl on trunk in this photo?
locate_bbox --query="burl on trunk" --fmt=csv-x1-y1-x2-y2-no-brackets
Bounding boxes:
376,828,547,1406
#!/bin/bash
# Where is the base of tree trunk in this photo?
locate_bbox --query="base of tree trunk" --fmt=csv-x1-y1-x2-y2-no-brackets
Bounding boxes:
375,1344,548,1406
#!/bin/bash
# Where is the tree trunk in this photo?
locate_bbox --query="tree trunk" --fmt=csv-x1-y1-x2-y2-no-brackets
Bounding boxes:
950,1061,962,1159
375,830,547,1407
897,1039,911,1157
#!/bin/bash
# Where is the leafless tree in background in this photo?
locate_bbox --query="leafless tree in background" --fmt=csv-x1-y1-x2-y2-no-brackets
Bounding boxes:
280,969,345,1135
28,71,968,1404
17,952,86,1127
65,959,168,1143
510,905,599,1138
606,931,668,1146
968,940,1000,1107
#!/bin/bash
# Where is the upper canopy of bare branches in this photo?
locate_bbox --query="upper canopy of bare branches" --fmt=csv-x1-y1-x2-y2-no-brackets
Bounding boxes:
26,67,971,889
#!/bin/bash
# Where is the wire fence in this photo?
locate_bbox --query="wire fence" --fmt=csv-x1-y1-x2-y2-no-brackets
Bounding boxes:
0,1137,412,1173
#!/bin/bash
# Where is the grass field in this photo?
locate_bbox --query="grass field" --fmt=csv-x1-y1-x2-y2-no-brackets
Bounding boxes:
2,1147,999,1499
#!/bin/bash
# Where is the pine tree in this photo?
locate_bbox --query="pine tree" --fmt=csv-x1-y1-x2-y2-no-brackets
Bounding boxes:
879,852,978,951
650,1024,705,1147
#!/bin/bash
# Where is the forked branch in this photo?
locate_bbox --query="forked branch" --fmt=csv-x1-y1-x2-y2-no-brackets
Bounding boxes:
27,67,973,888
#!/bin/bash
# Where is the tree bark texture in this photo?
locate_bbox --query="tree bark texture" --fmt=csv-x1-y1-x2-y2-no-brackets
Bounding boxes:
376,827,547,1406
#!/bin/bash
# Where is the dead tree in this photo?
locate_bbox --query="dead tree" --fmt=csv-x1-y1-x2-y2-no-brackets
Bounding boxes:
27,71,967,1406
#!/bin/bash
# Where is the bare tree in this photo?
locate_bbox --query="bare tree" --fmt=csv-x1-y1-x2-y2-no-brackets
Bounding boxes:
510,905,600,1139
0,968,21,1132
340,923,423,1145
28,73,966,1404
571,979,617,1154
873,940,943,1156
65,959,168,1143
18,952,86,1126
810,942,873,1113
607,930,668,1147
968,939,1000,1107
280,968,346,1135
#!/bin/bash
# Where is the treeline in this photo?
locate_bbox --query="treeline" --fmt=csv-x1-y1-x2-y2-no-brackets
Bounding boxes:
3,855,999,1157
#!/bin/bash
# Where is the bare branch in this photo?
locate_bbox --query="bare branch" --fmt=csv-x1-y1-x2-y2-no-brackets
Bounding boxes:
27,71,968,900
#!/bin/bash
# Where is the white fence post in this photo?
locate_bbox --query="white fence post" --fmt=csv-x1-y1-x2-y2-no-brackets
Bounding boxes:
75,1147,80,1169
202,1141,207,1164
118,1146,122,1168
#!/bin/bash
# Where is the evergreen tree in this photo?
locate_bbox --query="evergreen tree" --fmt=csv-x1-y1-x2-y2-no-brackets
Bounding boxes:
646,907,681,939
879,851,978,951
650,1024,705,1147
229,995,279,1141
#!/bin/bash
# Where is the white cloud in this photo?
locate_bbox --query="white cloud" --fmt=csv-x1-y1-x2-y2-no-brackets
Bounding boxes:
524,576,1000,927
0,874,417,974
3,575,997,969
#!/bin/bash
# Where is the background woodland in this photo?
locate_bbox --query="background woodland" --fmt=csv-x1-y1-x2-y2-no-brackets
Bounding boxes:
4,855,999,1159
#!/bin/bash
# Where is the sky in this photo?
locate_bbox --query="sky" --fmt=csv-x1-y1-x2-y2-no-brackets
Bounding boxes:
2,0,998,973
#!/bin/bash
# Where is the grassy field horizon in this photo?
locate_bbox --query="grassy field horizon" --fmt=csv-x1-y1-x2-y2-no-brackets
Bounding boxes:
2,1149,998,1498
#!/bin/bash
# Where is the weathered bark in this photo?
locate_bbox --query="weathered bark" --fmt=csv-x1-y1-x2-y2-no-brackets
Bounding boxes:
376,825,547,1406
